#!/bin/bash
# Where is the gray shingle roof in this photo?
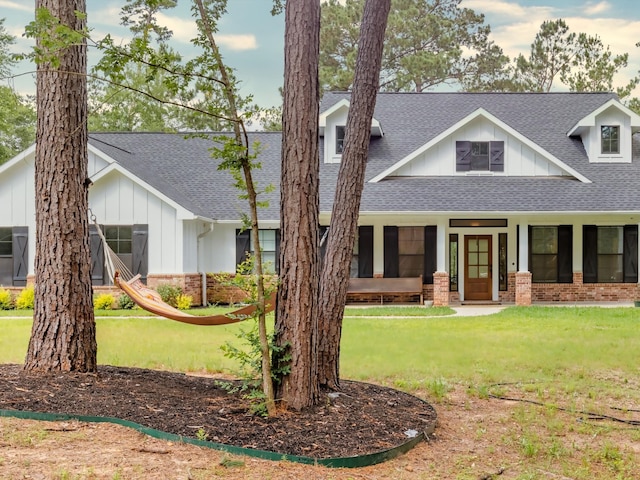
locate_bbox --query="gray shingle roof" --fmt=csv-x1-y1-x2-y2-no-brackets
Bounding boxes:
89,132,282,221
89,92,640,221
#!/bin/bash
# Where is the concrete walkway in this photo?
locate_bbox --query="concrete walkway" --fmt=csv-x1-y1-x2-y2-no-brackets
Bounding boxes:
450,301,635,317
450,305,506,316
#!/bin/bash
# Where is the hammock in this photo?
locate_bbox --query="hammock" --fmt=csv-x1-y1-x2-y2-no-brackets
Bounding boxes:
91,213,274,325
114,272,275,325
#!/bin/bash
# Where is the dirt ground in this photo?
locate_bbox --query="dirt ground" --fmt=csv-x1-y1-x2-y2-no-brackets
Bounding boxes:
1,366,639,479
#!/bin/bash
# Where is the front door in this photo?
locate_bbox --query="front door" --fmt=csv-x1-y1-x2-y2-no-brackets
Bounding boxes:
464,235,492,301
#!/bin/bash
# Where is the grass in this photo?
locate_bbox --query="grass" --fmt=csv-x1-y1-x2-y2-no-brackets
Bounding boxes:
2,305,638,385
2,304,639,479
341,306,640,388
0,304,248,318
0,303,454,318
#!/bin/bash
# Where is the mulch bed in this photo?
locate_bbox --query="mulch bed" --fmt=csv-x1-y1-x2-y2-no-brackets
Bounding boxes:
0,364,436,459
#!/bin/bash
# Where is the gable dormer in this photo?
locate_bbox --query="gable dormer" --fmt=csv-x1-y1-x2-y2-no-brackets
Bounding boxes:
371,108,590,183
319,99,382,163
568,99,640,163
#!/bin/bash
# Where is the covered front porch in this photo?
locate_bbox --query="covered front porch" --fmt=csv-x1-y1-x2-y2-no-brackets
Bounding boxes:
349,213,640,306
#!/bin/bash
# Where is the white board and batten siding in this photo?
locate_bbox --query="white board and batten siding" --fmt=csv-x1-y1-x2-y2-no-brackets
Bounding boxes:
0,156,35,227
205,223,246,273
89,169,183,274
394,116,567,177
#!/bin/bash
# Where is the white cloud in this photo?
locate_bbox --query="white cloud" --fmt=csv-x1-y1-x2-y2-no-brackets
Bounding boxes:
154,12,257,50
584,1,612,16
0,0,32,13
155,12,201,43
216,34,257,51
460,0,555,22
90,7,123,28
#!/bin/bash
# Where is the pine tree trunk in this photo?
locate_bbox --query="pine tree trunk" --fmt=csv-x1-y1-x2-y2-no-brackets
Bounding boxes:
24,0,97,372
317,0,390,389
274,0,321,410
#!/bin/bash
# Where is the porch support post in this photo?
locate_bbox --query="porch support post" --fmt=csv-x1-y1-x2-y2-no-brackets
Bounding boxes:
432,221,449,306
373,223,384,277
516,222,532,306
436,220,446,272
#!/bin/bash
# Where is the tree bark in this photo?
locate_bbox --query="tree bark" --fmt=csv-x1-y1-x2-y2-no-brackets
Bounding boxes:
274,0,321,410
24,0,97,372
317,0,390,389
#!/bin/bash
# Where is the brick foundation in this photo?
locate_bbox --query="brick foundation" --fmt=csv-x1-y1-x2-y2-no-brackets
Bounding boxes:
147,273,203,306
433,271,449,306
515,271,532,306
531,272,640,302
7,270,639,308
448,291,460,304
498,273,517,304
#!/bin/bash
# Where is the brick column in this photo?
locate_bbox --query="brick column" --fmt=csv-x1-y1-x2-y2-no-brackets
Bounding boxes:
515,271,532,306
433,271,449,307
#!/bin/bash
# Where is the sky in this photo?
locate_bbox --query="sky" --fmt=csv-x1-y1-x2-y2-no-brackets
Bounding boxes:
1,0,639,107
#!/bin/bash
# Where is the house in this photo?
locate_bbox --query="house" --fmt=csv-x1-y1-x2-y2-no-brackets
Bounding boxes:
1,92,639,306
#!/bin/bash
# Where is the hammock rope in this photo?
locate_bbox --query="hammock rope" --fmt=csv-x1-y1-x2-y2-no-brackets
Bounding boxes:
89,211,275,325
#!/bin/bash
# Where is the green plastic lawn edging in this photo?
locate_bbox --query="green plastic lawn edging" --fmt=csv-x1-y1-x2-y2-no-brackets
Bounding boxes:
0,408,425,468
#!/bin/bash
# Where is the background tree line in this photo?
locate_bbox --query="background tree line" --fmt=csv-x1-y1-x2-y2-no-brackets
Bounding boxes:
2,0,640,165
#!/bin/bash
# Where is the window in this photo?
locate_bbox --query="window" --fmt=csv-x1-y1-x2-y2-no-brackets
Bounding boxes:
0,227,28,287
398,227,424,278
336,126,346,154
384,226,436,283
601,126,619,154
257,230,277,269
456,141,504,172
449,234,458,292
499,233,507,291
583,225,638,283
106,226,132,254
0,228,12,285
106,225,133,274
0,228,11,256
471,142,489,170
90,224,148,285
528,226,572,283
236,229,280,274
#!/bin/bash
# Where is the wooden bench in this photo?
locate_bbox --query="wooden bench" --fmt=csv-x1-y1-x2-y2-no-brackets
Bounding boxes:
346,275,424,305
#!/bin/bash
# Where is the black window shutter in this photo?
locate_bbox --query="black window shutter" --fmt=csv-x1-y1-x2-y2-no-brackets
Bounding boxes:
583,225,597,283
11,227,28,287
516,224,520,271
489,141,504,172
132,224,149,282
89,224,104,285
235,229,251,272
383,226,399,278
456,141,472,172
527,226,532,275
623,225,638,283
424,226,437,284
557,225,573,283
358,226,374,278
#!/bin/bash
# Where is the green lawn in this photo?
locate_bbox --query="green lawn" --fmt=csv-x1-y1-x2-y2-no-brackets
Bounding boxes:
3,305,639,479
2,306,637,388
